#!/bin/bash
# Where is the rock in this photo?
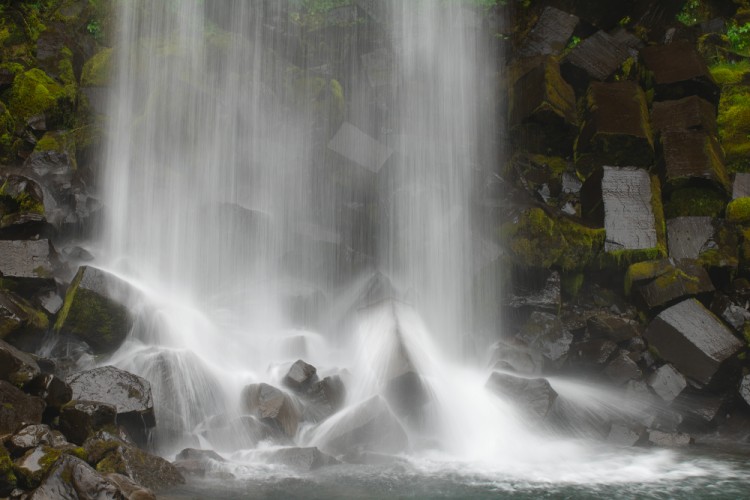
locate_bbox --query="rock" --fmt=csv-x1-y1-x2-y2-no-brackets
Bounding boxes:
647,364,687,403
508,271,561,312
581,167,662,254
740,374,750,407
0,444,15,496
0,174,48,237
0,380,45,435
283,360,318,393
67,366,155,442
172,448,226,478
0,338,41,386
560,30,632,93
328,122,393,173
570,338,618,369
517,6,578,58
667,217,714,261
606,423,645,446
38,290,64,315
59,400,117,445
630,259,714,312
27,454,123,500
303,375,346,422
7,424,68,455
678,394,724,427
651,96,717,136
0,239,55,280
510,57,577,155
175,448,225,462
644,299,744,385
13,445,83,489
733,173,750,200
489,340,543,375
241,383,300,438
0,290,49,348
105,472,157,500
82,430,132,465
24,373,72,414
54,266,134,355
24,131,77,190
604,352,642,385
259,447,340,471
96,445,184,491
659,128,729,193
647,429,692,447
711,294,750,333
313,396,408,455
640,40,719,108
518,312,573,369
586,313,640,343
486,372,557,421
575,83,654,176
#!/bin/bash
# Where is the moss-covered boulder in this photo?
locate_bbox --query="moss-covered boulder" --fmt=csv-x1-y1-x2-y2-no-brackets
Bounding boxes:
664,186,728,218
659,128,730,193
7,68,75,129
560,30,634,95
0,338,41,386
81,47,112,88
24,130,77,188
0,289,49,345
667,217,739,270
54,266,133,354
28,454,124,499
727,197,750,221
625,258,715,313
0,443,16,497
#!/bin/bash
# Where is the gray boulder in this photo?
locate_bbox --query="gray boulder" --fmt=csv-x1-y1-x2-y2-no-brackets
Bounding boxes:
0,239,55,279
647,364,687,403
486,371,557,421
242,383,300,438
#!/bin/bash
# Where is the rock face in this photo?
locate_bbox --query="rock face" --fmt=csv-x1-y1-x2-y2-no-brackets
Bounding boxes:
486,372,557,421
0,239,55,279
517,6,578,58
242,383,300,438
644,299,743,385
0,381,45,435
54,266,133,354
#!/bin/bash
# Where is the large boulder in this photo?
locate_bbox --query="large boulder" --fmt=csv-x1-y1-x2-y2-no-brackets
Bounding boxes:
241,383,300,438
651,95,717,137
54,266,134,354
659,128,729,193
666,217,739,269
0,381,45,435
485,371,557,421
0,338,41,386
172,448,225,478
644,299,743,385
0,239,55,280
0,290,49,346
59,400,117,445
603,352,642,385
586,312,640,344
27,454,124,500
516,6,578,58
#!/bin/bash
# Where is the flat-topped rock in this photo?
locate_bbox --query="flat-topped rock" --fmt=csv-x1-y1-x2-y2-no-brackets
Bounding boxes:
648,364,687,403
0,239,55,279
667,217,714,260
644,299,743,385
651,95,717,136
629,259,714,312
517,6,578,58
660,128,729,192
561,30,632,93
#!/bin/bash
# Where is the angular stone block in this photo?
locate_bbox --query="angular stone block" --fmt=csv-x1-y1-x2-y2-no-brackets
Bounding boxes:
0,240,55,279
629,259,714,312
328,122,393,173
561,30,632,92
517,6,579,58
651,95,717,136
486,372,557,421
644,298,743,384
575,82,654,175
648,364,687,403
0,380,45,435
241,383,300,438
667,217,714,260
660,128,729,192
604,352,642,385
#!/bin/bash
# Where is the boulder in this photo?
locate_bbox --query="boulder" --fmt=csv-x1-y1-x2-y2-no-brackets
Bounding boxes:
54,266,134,354
606,423,645,446
651,96,717,136
95,445,184,492
659,128,729,193
0,239,55,280
561,30,633,93
24,131,77,191
283,360,318,393
629,259,714,312
677,394,724,427
0,380,45,435
28,454,123,500
59,400,117,445
518,312,573,369
24,373,72,415
666,217,714,261
6,424,68,455
173,450,226,478
570,338,618,369
604,352,642,385
575,83,654,176
647,429,692,447
517,6,578,58
259,447,340,471
647,364,687,403
303,375,346,423
328,122,393,173
241,383,300,438
486,371,557,421
489,340,543,375
0,338,41,386
0,174,48,237
13,445,85,489
0,290,50,346
313,396,408,456
586,313,640,343
640,40,719,108
67,366,155,442
644,299,743,385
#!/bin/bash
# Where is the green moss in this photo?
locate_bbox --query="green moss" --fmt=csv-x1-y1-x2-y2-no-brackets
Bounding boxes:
717,85,750,172
15,446,61,489
664,187,727,218
8,68,74,124
711,60,750,84
727,198,750,221
561,272,584,297
625,259,669,296
80,47,112,87
95,449,124,475
0,444,16,491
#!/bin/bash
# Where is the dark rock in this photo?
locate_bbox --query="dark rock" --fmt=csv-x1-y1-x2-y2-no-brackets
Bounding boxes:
575,82,654,176
96,445,184,492
105,472,157,500
24,131,77,191
24,373,72,414
651,95,717,136
640,40,719,108
283,360,318,392
678,394,724,427
28,454,122,500
241,383,300,438
632,259,714,312
508,271,561,312
561,30,632,93
489,340,543,375
0,290,49,349
67,366,155,443
0,175,48,236
710,294,750,333
0,338,41,386
54,266,134,355
7,424,67,455
13,445,81,489
175,448,225,462
0,240,55,280
304,375,346,422
259,447,340,471
486,372,557,421
740,374,750,407
314,396,408,455
510,57,577,155
81,430,132,465
517,7,578,58
604,351,642,385
0,444,15,496
733,173,750,200
644,299,744,385
587,313,640,343
59,400,117,445
647,364,687,403
647,429,692,447
659,128,729,193
667,217,714,260
519,312,573,369
606,423,646,446
0,380,45,435
570,338,618,368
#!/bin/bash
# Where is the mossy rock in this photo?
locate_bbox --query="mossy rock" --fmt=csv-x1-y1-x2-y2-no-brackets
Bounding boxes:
0,443,16,496
501,207,605,271
81,47,112,87
8,68,75,128
13,445,61,489
717,85,750,172
664,186,727,218
0,175,46,230
727,197,750,221
96,445,184,491
0,288,49,342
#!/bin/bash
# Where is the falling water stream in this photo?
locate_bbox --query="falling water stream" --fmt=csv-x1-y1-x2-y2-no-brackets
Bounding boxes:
93,1,750,497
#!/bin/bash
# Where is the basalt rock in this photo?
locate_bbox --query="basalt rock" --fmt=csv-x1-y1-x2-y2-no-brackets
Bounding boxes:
606,423,646,447
570,338,618,370
283,359,318,393
486,371,557,421
651,96,717,136
647,364,687,403
644,299,743,385
0,381,45,435
0,290,50,347
303,375,346,423
25,373,72,416
28,454,123,499
560,30,633,94
105,472,157,500
0,174,48,238
96,445,184,492
241,383,300,438
666,217,714,261
0,338,41,386
196,414,286,452
6,424,68,456
604,352,642,385
740,374,750,407
59,400,117,445
0,239,55,280
659,128,729,193
586,313,640,344
0,443,14,496
518,311,573,370
508,270,561,312
627,259,714,313
516,7,578,59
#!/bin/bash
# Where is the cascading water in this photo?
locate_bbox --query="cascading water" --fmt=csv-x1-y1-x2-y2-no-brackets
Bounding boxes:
94,0,747,495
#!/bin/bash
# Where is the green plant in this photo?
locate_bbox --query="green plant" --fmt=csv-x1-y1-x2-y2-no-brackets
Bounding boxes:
727,21,750,55
677,0,709,26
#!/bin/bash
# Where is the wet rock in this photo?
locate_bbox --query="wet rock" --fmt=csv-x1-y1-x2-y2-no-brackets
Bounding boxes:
678,394,724,427
304,375,346,422
259,447,340,471
0,175,48,237
508,271,561,312
37,289,63,315
82,430,133,466
560,30,632,93
733,173,750,200
172,448,226,478
0,338,41,386
647,429,692,447
54,266,134,354
586,313,640,344
570,338,618,369
575,83,654,176
0,443,15,496
0,380,45,435
630,259,714,312
517,6,578,58
328,122,393,173
0,239,55,280
105,472,157,500
24,373,72,414
13,445,82,489
644,299,744,385
640,40,719,108
606,423,646,446
0,290,49,348
96,445,184,491
651,96,717,136
659,128,729,193
486,372,557,421
24,131,77,190
489,340,543,375
510,57,577,155
710,294,750,333
314,396,408,455
283,360,318,393
67,366,155,442
28,454,122,500
604,352,642,385
647,364,687,403
740,374,750,407
667,217,714,261
7,424,67,455
519,312,573,369
59,400,117,445
581,167,661,254
242,383,300,438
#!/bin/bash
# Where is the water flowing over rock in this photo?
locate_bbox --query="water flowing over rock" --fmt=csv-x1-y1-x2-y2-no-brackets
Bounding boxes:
241,383,300,438
485,372,557,421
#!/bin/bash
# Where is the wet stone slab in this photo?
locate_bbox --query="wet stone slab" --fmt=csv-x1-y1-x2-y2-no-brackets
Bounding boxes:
517,6,578,59
667,217,714,260
600,167,658,252
561,30,632,92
